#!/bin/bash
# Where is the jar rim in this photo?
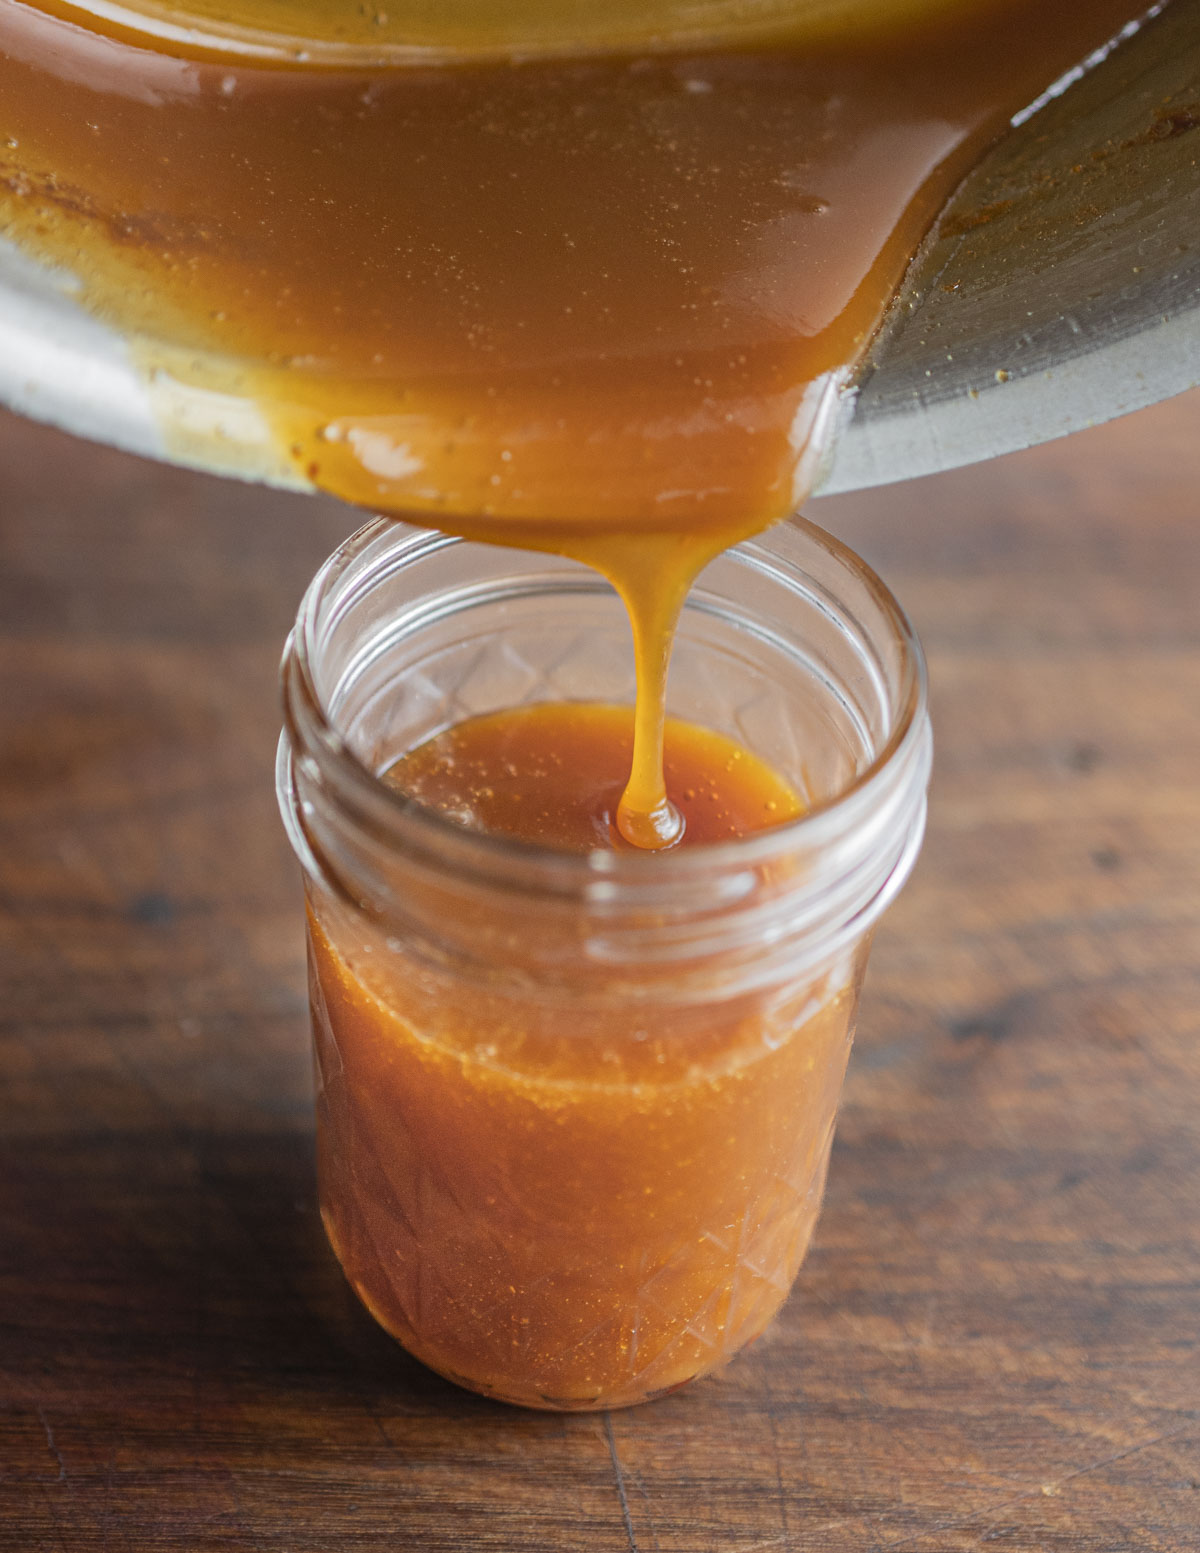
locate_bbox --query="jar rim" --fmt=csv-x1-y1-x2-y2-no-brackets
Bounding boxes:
280,514,929,887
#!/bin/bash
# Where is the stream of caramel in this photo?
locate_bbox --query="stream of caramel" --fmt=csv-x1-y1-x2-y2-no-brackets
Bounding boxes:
0,0,1157,841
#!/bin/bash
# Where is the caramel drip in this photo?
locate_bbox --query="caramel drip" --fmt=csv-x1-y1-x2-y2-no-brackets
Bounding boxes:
385,701,804,851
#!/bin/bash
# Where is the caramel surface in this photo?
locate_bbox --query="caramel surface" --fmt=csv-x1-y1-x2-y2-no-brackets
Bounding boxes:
311,906,863,1409
385,701,804,851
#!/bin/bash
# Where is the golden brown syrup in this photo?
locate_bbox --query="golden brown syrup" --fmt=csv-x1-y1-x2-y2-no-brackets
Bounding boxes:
386,701,804,851
0,0,1156,840
310,702,850,1410
308,897,864,1409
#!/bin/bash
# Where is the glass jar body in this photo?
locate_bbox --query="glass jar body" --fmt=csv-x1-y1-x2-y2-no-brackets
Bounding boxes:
279,519,930,1410
306,879,869,1410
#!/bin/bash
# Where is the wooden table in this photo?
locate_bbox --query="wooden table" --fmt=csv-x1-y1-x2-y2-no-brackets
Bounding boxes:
1,393,1197,1551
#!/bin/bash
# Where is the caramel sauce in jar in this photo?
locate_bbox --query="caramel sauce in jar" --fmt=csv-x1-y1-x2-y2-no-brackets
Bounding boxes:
280,519,930,1409
385,702,805,851
310,902,864,1410
311,702,844,1409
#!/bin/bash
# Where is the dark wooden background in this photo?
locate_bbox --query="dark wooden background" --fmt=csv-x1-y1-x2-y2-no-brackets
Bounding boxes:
1,390,1197,1550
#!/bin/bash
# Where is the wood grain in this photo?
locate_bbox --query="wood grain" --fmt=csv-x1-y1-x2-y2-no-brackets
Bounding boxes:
1,393,1198,1550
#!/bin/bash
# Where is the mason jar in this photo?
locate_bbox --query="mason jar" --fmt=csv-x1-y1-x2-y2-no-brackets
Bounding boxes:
277,517,931,1411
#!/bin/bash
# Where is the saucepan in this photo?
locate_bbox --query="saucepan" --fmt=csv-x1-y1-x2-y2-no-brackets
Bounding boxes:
0,0,1196,496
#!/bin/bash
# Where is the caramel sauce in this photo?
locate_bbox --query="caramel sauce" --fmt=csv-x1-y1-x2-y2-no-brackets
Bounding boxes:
0,0,1156,840
385,701,804,850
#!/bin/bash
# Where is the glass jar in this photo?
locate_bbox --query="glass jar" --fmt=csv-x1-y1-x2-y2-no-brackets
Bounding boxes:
277,517,931,1411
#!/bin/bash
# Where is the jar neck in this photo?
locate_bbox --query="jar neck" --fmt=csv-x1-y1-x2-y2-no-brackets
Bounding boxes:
278,519,931,997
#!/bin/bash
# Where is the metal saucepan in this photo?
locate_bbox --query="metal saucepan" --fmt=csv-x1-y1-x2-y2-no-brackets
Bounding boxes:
0,0,1196,497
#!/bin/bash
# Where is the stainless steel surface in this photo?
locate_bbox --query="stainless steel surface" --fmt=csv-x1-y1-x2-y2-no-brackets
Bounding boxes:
823,0,1200,492
0,0,1196,499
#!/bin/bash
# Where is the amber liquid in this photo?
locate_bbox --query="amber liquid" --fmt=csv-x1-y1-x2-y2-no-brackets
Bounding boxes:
385,701,805,849
0,0,1157,840
312,703,861,1408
